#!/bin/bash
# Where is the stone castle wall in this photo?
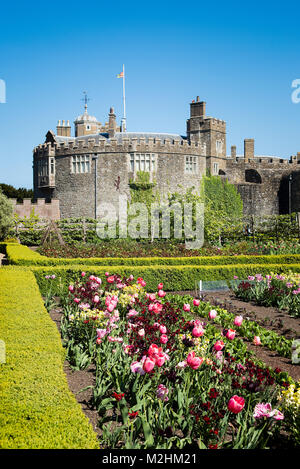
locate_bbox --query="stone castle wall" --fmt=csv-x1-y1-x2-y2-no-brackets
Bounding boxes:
11,198,60,220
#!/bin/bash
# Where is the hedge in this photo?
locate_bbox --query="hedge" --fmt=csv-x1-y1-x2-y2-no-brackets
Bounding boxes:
30,263,300,295
0,268,99,449
5,243,300,268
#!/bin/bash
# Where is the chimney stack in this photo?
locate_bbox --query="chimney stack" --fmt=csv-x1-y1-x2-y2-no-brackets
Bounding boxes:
244,139,254,161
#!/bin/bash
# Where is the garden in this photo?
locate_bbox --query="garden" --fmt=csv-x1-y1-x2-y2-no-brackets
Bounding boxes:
0,180,299,450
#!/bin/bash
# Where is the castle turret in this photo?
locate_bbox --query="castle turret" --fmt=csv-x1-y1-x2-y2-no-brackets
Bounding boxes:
74,101,99,137
244,139,254,161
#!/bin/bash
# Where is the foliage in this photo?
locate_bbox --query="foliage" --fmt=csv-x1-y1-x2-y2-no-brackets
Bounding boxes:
0,268,99,449
0,183,34,202
0,190,14,241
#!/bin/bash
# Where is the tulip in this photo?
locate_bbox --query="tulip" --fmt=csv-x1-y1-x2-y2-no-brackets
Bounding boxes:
73,297,80,304
193,299,200,306
158,283,163,290
234,315,243,327
107,276,115,283
160,334,168,344
192,326,204,337
159,325,167,334
156,384,169,402
253,336,261,345
143,357,156,373
187,351,204,370
130,360,145,375
149,293,156,301
209,309,217,319
226,329,236,340
158,289,166,298
138,328,145,337
96,329,107,339
227,395,245,414
214,340,225,351
93,295,100,303
183,304,190,312
68,285,74,292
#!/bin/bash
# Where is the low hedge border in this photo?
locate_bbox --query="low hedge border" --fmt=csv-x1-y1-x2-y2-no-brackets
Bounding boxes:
5,243,300,267
0,268,99,449
28,263,300,295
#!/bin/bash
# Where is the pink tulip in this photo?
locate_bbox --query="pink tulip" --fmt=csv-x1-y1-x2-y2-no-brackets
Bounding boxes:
158,289,166,298
130,360,145,375
81,271,86,277
209,309,217,319
187,351,204,370
253,336,261,345
93,295,100,303
68,285,74,292
96,329,107,339
74,297,80,304
183,304,190,312
228,395,245,414
193,299,200,306
138,329,145,337
159,325,167,334
160,334,168,344
226,329,236,340
106,303,115,312
107,276,115,283
214,340,225,351
192,326,204,337
156,384,169,402
149,293,156,301
158,283,163,290
234,315,243,327
143,357,156,373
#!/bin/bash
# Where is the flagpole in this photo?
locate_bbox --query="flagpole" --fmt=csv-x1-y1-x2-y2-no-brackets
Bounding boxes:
122,64,126,132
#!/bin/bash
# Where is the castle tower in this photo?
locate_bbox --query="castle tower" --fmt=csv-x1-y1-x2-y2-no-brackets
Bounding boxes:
74,95,99,137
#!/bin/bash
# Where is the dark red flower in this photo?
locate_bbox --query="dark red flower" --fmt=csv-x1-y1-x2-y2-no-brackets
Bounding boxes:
112,392,125,401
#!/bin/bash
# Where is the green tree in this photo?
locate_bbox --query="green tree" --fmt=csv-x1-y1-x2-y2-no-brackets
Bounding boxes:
0,190,14,240
0,183,34,202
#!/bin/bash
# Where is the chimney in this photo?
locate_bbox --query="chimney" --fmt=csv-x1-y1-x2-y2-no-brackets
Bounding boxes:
108,107,117,138
56,119,71,137
231,145,237,158
244,139,254,161
190,99,206,119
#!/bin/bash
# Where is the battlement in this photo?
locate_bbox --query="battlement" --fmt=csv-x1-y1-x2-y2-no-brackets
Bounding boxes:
226,155,300,167
11,198,60,220
33,136,206,157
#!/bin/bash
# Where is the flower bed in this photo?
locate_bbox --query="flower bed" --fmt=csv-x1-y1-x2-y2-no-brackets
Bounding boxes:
233,272,300,318
52,271,299,449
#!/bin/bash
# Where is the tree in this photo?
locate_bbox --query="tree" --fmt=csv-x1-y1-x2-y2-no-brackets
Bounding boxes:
0,183,34,202
0,190,14,240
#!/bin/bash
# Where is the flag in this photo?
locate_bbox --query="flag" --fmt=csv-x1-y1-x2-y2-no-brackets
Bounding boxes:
117,71,124,78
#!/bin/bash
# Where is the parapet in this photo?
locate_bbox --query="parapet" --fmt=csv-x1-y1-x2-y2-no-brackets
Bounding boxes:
10,198,60,220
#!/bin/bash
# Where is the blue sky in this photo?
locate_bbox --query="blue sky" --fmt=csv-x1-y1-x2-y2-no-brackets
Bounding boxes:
1,0,300,188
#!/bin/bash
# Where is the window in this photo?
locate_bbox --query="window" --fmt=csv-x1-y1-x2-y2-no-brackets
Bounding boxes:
185,155,197,173
213,162,219,175
71,155,91,174
86,124,91,130
216,140,223,154
37,159,48,177
129,153,156,172
50,158,55,175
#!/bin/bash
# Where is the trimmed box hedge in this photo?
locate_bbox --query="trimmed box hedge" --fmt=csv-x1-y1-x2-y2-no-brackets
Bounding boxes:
5,242,300,268
0,268,99,449
30,263,300,295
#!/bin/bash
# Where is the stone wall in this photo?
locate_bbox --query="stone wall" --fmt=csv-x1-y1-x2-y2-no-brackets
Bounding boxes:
11,198,60,220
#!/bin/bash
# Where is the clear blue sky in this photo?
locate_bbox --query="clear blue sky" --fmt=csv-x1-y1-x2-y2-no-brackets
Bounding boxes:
1,0,300,189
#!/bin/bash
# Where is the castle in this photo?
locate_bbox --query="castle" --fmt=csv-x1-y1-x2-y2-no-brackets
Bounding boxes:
32,97,300,220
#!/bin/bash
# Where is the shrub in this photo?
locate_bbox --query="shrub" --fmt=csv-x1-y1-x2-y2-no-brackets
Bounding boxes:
0,191,13,241
0,268,99,449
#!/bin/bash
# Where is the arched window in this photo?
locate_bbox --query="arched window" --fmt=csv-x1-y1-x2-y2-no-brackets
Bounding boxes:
245,169,262,184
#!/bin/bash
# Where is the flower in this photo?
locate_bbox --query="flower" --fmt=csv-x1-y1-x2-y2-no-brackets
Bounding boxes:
227,395,245,414
193,299,200,306
214,340,225,351
143,356,156,373
112,391,125,401
160,334,168,344
138,328,145,337
234,315,243,327
192,326,204,337
186,351,204,370
93,295,100,303
253,403,284,420
158,289,166,298
130,360,145,375
209,309,217,319
253,336,261,345
128,411,139,419
183,304,190,312
226,329,236,340
156,384,169,402
159,324,167,334
158,282,163,289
